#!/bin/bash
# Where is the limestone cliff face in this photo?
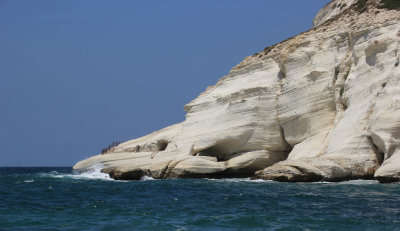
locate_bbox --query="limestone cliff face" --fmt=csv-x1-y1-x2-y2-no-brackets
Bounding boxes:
74,0,400,182
312,0,356,27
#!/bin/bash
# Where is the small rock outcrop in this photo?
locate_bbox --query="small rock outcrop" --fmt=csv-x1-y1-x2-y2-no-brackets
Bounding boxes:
74,0,400,183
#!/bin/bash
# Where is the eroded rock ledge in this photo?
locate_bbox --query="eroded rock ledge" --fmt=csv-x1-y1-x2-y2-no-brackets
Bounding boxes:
73,0,400,183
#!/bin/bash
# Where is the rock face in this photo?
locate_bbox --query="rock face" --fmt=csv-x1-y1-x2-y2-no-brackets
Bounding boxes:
312,0,356,27
73,0,400,183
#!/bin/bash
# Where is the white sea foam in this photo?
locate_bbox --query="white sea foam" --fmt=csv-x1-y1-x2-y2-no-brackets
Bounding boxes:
140,175,155,181
24,179,34,183
311,180,379,185
337,180,379,185
41,164,113,181
206,178,274,183
311,181,333,184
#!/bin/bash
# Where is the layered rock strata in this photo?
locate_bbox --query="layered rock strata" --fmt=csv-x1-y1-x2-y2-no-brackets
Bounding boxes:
74,0,400,182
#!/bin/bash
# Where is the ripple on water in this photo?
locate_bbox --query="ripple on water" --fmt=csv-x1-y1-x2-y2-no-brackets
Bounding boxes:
0,167,400,231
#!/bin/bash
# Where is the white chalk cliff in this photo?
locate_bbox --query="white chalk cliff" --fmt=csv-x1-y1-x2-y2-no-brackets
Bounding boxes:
74,0,400,183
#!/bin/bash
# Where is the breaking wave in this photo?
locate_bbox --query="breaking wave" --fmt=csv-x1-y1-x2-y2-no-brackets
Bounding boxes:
40,164,113,181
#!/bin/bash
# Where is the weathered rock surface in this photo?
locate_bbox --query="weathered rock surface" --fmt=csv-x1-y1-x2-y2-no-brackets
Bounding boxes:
371,76,400,182
312,0,356,27
74,0,400,182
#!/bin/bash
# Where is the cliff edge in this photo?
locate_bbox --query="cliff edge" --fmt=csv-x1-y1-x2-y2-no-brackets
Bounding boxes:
74,0,400,183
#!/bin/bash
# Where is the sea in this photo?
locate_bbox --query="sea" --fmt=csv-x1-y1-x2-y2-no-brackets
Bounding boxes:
0,167,399,231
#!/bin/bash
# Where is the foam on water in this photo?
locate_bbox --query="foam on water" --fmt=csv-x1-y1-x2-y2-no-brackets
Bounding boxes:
206,178,274,183
311,181,332,184
338,180,379,185
140,175,155,181
40,164,113,181
309,180,379,185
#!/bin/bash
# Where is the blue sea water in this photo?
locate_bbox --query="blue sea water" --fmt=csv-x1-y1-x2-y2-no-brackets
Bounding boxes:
0,167,400,231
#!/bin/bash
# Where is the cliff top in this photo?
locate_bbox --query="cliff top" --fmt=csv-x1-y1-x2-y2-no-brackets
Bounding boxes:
227,0,400,76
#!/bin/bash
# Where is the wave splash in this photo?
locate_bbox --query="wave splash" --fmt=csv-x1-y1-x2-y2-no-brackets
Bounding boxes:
39,165,156,181
41,164,113,181
140,175,155,181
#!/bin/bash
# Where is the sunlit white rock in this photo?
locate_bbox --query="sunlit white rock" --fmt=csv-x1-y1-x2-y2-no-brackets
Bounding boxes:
74,0,400,182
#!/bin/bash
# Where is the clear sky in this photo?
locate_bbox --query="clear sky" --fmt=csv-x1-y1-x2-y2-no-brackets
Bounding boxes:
0,0,330,167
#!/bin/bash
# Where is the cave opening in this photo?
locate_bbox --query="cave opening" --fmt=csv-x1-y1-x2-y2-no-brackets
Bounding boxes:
157,140,169,151
196,146,227,162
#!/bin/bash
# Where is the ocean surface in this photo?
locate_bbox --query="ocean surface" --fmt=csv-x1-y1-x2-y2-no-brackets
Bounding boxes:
0,167,399,231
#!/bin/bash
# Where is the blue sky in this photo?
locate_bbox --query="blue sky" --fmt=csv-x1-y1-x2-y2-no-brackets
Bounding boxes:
0,0,330,166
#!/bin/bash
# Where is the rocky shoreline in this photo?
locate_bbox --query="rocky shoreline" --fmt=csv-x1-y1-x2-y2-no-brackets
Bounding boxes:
74,0,400,183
